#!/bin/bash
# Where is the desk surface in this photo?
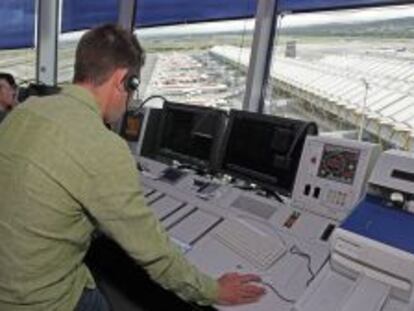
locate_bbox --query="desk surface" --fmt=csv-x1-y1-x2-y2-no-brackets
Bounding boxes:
138,157,334,311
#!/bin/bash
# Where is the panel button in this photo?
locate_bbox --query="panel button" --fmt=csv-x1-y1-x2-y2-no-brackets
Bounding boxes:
304,184,311,196
313,187,321,199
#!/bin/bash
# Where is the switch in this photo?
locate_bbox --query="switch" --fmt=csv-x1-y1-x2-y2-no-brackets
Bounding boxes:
313,187,321,199
304,184,311,196
320,224,335,241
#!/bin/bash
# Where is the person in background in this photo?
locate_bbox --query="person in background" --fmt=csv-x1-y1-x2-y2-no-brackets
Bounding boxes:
0,72,17,122
0,24,265,311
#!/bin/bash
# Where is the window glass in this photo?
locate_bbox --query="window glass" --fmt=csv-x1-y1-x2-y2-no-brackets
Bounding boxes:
58,20,257,111
139,19,255,110
0,48,35,86
262,5,414,150
58,38,77,84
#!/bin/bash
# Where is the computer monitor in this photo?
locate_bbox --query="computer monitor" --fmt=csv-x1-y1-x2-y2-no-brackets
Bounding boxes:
139,107,163,159
219,110,318,196
155,102,226,171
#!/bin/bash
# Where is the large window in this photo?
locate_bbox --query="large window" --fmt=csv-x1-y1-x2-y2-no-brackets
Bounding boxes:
139,19,255,110
57,20,256,110
260,5,414,150
0,48,35,87
57,38,77,84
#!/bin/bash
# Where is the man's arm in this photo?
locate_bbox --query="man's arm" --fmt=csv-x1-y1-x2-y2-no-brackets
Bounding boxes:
83,139,265,306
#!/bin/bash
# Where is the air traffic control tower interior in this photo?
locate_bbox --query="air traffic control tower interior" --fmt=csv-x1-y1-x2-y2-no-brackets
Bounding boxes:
2,0,414,310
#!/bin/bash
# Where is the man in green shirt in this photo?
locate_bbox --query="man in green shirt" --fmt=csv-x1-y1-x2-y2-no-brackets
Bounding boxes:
0,24,265,310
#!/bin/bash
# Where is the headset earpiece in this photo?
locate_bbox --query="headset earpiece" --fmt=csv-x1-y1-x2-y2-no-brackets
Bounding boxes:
123,74,140,93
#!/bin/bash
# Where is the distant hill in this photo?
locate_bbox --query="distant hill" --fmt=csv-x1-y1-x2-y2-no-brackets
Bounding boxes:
281,17,414,38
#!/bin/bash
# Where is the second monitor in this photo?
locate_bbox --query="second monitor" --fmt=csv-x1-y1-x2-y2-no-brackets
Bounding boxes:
219,110,318,196
155,102,226,171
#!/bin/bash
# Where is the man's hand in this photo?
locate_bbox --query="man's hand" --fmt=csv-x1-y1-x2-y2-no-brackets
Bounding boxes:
216,273,266,305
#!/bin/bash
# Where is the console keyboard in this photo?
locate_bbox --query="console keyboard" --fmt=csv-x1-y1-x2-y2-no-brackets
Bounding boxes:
213,219,287,270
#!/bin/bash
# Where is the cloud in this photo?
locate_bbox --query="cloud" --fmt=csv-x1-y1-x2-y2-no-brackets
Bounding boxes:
282,5,414,27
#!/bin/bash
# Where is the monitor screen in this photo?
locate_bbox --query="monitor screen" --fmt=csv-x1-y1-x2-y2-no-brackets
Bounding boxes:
317,144,360,185
156,102,225,170
220,110,318,195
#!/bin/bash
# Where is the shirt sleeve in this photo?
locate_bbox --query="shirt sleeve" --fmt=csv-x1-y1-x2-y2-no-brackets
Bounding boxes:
82,137,218,305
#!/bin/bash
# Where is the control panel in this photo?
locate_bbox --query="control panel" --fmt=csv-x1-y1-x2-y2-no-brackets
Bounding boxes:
291,136,380,221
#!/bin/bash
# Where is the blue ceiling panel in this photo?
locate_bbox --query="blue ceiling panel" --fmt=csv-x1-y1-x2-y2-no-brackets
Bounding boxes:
61,0,410,32
62,0,118,32
1,0,412,48
135,0,256,27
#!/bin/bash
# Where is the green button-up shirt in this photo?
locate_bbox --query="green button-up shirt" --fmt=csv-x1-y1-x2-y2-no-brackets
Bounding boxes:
0,85,218,310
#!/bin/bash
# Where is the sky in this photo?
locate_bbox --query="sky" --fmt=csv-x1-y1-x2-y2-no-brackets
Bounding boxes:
282,4,414,27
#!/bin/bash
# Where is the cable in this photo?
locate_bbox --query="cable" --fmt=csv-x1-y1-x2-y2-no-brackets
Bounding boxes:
132,94,168,113
257,187,285,204
289,245,316,287
232,215,318,303
311,254,330,287
228,177,286,204
261,281,297,304
236,213,317,286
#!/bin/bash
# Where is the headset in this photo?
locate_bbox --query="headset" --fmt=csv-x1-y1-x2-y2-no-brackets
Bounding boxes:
123,73,140,93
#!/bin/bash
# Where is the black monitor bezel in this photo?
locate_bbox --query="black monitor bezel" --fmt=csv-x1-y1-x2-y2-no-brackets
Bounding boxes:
155,101,226,172
218,109,318,196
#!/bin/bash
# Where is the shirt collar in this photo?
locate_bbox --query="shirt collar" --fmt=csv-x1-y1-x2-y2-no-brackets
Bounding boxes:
61,84,101,116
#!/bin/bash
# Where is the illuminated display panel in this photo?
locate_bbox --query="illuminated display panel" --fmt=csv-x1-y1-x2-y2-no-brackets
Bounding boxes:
317,144,360,185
